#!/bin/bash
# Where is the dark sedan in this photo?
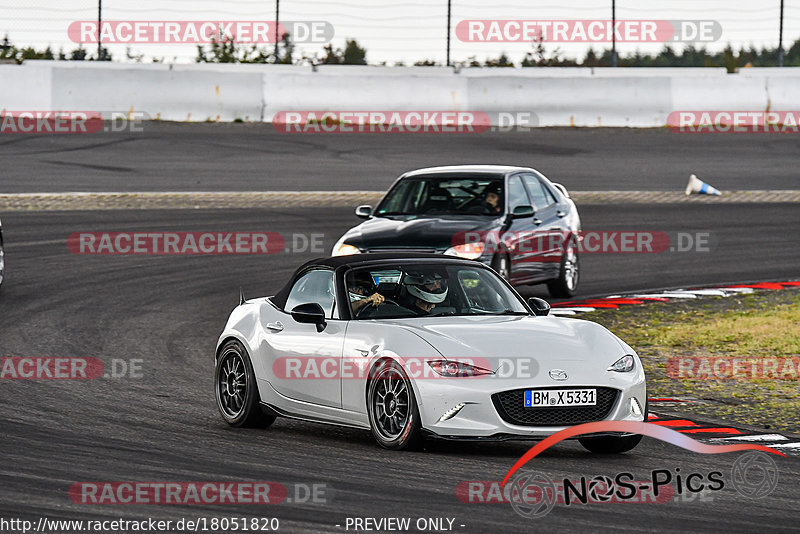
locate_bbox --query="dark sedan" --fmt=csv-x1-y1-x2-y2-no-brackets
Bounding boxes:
332,165,581,297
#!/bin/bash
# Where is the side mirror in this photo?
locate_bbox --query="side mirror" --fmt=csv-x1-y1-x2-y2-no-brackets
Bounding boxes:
512,205,534,218
552,183,570,198
355,205,373,219
291,302,327,331
527,297,551,316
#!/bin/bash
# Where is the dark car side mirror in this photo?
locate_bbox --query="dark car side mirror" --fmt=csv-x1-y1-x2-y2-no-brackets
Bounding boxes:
291,303,327,331
512,205,535,218
355,205,373,219
527,297,551,316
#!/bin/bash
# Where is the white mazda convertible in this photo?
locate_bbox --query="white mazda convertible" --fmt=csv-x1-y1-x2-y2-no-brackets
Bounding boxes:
215,253,646,452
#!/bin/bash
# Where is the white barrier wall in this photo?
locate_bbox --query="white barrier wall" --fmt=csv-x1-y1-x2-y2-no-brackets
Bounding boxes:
1,62,799,126
467,76,672,127
50,65,263,122
262,72,469,122
0,63,52,110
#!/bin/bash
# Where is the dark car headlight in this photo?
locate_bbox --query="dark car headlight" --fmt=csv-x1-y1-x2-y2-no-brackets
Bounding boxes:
444,242,485,260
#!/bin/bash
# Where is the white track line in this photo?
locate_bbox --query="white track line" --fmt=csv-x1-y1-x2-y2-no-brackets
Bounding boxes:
709,434,789,442
768,442,800,450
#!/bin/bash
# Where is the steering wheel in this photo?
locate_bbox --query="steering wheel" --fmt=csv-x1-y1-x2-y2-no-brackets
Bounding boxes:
355,298,399,318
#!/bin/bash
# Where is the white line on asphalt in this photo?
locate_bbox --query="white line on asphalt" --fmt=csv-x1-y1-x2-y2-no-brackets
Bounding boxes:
710,434,789,442
768,442,800,450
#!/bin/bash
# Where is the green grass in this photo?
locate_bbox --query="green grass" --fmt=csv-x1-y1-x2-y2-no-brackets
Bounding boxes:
586,288,800,434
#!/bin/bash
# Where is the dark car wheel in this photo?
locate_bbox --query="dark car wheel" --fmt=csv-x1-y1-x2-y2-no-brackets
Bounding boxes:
215,340,276,428
579,434,642,454
367,360,424,450
491,253,511,283
547,236,579,298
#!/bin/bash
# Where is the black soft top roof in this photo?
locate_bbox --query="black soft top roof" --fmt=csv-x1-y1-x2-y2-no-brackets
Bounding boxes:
270,253,476,309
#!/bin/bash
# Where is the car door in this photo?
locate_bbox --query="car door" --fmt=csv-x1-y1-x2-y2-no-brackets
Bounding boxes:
503,174,540,283
264,268,346,408
521,173,563,280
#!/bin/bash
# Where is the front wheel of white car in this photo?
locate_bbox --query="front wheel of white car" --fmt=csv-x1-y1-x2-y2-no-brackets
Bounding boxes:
367,360,424,450
215,340,276,428
578,434,642,454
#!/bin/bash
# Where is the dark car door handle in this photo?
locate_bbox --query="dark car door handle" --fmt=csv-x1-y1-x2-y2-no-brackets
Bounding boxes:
532,218,543,226
556,210,566,218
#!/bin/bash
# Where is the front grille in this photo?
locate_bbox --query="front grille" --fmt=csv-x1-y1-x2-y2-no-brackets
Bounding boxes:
492,387,620,426
366,248,439,254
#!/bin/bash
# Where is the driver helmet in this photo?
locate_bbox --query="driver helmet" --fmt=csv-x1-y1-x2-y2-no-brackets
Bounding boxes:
349,271,376,302
403,270,448,304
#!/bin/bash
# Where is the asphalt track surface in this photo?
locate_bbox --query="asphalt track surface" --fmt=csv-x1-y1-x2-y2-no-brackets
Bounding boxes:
1,203,799,533
1,123,800,193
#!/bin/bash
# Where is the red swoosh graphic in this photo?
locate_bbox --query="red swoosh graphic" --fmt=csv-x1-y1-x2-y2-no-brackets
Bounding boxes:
501,421,785,487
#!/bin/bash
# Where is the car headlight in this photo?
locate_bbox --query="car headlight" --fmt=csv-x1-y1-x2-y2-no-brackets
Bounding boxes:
427,360,494,377
333,243,360,256
608,354,635,372
444,242,485,260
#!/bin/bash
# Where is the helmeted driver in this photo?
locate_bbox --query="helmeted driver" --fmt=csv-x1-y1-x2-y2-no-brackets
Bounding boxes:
482,183,504,215
401,271,448,315
349,270,385,314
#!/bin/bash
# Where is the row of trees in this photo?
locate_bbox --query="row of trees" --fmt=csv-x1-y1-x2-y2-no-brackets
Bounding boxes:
0,36,111,62
3,33,800,71
195,35,367,65
420,39,800,72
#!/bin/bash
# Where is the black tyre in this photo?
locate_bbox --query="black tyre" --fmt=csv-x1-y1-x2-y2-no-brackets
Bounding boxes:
491,253,511,283
579,434,642,454
367,360,424,450
547,236,579,298
215,340,276,428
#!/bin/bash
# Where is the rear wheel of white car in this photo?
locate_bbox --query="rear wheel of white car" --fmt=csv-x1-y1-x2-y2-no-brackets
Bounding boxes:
215,340,275,428
579,434,642,454
367,360,423,450
547,236,579,298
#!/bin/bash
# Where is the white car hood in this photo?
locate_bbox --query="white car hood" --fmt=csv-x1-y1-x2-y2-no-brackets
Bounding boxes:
390,315,627,374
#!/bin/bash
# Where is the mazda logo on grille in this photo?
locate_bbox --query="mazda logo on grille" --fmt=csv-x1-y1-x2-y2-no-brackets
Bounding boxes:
549,369,568,380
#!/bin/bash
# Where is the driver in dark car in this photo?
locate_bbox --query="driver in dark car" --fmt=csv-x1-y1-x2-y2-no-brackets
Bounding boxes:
482,184,504,215
348,271,385,315
400,271,449,315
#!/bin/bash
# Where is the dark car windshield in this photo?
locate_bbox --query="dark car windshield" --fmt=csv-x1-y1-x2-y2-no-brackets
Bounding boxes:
374,177,504,217
345,263,529,320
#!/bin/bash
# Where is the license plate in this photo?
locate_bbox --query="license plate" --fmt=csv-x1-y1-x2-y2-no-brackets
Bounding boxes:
524,388,596,408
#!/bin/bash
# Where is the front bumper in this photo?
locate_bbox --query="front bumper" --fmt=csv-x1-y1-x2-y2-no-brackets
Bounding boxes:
413,374,646,439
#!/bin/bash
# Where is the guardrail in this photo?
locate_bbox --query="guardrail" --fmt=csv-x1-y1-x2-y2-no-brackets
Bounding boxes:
1,61,799,126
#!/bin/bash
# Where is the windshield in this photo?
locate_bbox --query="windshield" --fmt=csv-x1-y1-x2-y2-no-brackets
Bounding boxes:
374,176,505,217
345,263,529,319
